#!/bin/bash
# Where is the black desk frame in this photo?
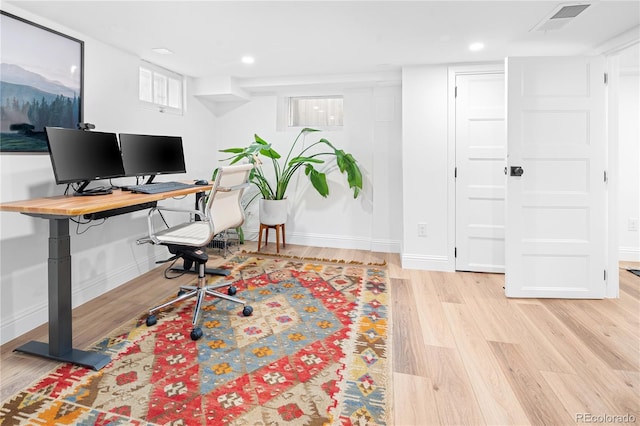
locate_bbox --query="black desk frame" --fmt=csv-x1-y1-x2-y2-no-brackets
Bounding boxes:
4,187,209,370
14,215,111,370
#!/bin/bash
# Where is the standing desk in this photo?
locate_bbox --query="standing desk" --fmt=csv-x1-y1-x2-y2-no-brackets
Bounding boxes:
0,185,211,370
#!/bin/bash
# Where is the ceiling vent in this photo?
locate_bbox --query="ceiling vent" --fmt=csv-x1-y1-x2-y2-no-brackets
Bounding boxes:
531,3,591,32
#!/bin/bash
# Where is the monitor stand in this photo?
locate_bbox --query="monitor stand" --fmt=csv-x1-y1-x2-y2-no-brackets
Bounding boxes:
74,181,113,196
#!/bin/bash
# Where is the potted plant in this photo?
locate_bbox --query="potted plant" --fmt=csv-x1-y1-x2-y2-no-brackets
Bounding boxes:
218,127,363,225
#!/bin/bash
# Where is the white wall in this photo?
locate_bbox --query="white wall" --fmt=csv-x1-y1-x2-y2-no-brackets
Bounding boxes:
401,65,452,271
618,71,640,261
211,86,403,252
0,5,217,344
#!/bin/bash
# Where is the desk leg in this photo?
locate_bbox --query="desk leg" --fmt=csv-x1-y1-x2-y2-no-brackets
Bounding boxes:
14,218,111,370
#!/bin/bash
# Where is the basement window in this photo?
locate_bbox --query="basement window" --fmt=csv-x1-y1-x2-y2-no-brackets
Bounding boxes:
139,61,184,114
288,96,343,128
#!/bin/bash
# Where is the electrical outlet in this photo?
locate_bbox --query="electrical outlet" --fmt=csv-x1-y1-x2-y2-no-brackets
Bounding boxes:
628,218,639,232
417,222,427,237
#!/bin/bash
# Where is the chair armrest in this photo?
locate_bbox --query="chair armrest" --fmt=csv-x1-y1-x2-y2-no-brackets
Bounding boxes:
146,206,210,244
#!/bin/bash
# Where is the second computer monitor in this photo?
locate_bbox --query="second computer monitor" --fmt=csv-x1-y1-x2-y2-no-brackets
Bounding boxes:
119,133,186,183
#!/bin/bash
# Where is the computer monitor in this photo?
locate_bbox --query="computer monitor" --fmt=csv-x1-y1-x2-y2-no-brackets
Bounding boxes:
45,127,125,195
119,133,186,184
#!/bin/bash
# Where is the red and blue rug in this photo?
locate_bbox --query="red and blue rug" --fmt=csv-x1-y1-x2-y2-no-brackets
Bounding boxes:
1,255,391,425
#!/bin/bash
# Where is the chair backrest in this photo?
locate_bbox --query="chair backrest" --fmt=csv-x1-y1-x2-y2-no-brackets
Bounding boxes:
205,164,253,235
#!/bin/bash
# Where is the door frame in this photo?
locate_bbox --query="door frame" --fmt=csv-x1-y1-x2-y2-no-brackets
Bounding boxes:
594,31,639,297
447,52,628,298
447,63,505,273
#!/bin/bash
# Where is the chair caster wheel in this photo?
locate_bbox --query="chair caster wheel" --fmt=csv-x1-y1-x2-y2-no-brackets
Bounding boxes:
242,306,253,316
146,315,157,327
228,286,237,296
190,327,203,340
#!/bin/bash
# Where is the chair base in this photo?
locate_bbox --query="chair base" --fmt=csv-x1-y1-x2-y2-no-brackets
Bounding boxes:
169,264,231,276
147,261,252,340
257,223,286,253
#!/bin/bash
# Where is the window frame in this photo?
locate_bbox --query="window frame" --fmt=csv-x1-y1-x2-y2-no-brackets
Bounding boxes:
138,60,185,115
279,95,344,131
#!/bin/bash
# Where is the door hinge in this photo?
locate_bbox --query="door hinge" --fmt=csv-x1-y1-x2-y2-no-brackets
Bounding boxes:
604,170,608,183
455,86,458,98
604,269,607,281
604,73,608,85
455,247,457,258
455,167,457,178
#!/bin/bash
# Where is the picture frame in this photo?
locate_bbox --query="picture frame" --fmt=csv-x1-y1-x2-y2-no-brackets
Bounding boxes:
0,11,84,153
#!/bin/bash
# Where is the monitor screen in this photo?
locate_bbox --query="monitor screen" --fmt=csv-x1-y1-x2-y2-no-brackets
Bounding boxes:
119,133,186,179
45,127,125,185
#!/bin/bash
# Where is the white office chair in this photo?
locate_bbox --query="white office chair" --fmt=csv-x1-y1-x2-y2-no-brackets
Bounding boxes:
142,163,254,340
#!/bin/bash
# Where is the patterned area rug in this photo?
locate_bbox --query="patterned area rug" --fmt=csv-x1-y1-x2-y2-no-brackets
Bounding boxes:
1,255,391,425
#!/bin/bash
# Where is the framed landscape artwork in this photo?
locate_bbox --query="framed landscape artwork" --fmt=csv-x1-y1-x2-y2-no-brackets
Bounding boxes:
0,11,84,153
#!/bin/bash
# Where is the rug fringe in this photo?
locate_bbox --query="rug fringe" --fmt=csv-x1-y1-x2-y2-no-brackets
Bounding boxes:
239,250,387,267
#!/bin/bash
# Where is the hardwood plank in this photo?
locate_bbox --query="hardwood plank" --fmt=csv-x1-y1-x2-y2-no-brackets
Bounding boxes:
540,371,613,420
459,271,506,300
619,268,640,300
424,345,486,425
429,271,465,304
462,293,530,344
516,303,639,417
510,303,578,375
391,278,429,376
488,341,574,425
393,372,440,426
545,300,639,372
409,270,457,348
443,303,529,425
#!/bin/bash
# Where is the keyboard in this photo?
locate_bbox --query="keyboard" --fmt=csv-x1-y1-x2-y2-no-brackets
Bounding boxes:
122,181,199,194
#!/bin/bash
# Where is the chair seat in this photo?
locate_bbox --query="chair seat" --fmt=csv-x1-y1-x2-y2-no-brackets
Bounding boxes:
155,222,212,246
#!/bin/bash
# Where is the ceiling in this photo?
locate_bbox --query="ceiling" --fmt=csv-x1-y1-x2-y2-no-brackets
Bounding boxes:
4,0,640,87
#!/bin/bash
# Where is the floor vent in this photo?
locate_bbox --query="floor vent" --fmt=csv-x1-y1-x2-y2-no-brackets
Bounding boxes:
531,3,591,32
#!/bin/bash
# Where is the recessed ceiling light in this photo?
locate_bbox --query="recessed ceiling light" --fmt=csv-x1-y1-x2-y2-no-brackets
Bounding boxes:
152,47,173,55
469,42,484,52
241,56,255,64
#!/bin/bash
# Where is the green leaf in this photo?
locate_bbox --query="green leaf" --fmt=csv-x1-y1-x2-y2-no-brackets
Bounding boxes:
260,148,281,159
305,164,329,197
290,156,324,164
219,147,245,154
254,134,269,145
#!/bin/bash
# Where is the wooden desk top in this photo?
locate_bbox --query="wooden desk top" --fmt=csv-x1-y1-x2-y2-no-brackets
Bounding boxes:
0,185,211,217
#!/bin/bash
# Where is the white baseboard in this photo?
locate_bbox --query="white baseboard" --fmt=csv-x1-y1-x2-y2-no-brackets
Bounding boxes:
0,298,48,347
252,230,401,254
401,253,453,271
286,231,369,250
371,238,402,254
0,253,159,346
619,246,640,262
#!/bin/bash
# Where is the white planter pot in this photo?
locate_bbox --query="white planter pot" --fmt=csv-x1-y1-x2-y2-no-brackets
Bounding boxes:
259,199,287,225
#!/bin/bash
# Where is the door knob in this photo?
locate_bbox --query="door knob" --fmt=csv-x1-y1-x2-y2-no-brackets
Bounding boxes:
510,166,524,177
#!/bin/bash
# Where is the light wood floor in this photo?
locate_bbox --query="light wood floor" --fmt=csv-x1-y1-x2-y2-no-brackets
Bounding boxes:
2,242,639,425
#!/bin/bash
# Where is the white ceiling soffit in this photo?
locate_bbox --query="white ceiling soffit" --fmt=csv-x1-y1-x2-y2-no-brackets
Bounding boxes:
532,3,592,32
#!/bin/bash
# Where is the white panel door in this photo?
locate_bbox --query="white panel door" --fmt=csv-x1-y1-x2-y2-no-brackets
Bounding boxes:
505,56,606,298
455,73,506,273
